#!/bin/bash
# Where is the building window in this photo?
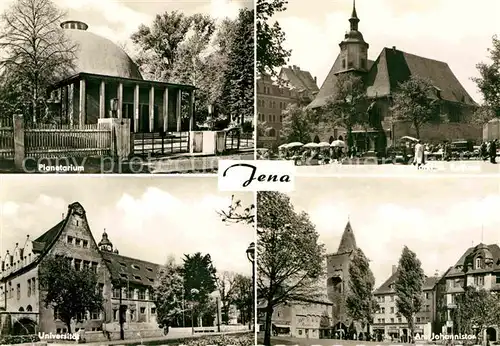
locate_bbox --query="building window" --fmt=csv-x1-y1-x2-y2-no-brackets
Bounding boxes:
425,292,430,299
342,59,346,69
91,311,100,320
390,307,394,313
113,288,120,298
98,284,104,297
298,330,302,335
32,278,36,294
361,58,366,69
474,275,484,286
67,236,73,244
91,262,98,273
26,305,32,312
496,274,500,284
113,309,118,321
140,307,146,314
390,318,394,323
83,240,88,248
381,307,385,313
398,317,402,323
138,290,145,300
390,295,394,302
151,307,156,314
416,317,421,323
75,238,81,247
27,279,31,297
83,261,90,270
16,284,20,300
54,306,60,320
74,259,81,271
476,258,482,269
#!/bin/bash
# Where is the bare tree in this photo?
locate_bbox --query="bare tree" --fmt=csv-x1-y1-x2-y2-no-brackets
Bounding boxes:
216,271,237,324
0,0,77,122
217,195,255,225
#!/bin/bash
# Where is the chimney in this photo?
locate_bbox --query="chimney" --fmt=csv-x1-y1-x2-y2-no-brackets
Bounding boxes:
392,265,397,274
434,269,439,278
288,65,292,69
314,76,317,84
392,46,396,51
62,213,65,220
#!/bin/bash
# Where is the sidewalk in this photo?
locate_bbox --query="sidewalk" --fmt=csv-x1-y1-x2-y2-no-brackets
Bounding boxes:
81,330,250,346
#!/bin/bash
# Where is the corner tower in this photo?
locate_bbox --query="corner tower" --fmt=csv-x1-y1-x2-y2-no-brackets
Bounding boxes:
338,0,369,72
326,220,359,330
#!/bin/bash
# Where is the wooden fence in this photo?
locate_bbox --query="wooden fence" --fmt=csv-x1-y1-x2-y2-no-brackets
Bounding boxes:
132,131,190,156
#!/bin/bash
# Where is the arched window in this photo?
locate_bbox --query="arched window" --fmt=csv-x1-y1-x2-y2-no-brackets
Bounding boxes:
338,135,344,141
313,135,320,143
26,305,32,312
476,257,482,269
18,307,24,312
268,128,276,137
329,136,334,144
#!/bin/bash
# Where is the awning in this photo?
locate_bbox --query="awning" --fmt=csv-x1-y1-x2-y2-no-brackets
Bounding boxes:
273,324,290,329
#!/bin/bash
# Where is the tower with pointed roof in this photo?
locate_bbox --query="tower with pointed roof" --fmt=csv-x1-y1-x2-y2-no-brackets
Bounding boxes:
338,0,369,73
98,230,113,252
326,220,361,331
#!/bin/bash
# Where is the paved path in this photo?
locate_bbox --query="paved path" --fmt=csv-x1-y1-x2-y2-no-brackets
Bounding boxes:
262,336,419,346
294,160,500,176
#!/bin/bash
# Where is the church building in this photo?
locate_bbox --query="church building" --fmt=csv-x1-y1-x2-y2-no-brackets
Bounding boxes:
0,202,163,342
308,1,478,151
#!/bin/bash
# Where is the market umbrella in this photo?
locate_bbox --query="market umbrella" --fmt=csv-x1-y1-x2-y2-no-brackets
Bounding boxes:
330,140,346,147
318,142,331,148
303,142,320,148
278,143,288,149
287,142,304,148
400,136,419,142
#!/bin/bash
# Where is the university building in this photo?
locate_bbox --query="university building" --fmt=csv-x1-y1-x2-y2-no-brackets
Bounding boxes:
437,243,500,343
372,266,439,341
256,66,318,149
0,202,164,342
308,1,479,152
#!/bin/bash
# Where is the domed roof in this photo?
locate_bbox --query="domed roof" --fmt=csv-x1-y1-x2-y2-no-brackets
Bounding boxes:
62,21,143,80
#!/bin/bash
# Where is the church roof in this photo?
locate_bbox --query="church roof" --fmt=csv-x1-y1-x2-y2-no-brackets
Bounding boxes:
62,21,143,80
337,221,357,254
308,47,476,109
279,66,319,93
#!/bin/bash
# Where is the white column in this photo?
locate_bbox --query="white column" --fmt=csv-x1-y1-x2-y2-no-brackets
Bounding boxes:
133,85,139,132
189,89,195,131
176,89,182,132
99,81,106,119
149,86,155,132
117,82,123,119
163,88,169,132
79,79,86,129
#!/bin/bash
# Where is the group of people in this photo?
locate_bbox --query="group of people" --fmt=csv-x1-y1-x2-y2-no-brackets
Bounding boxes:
480,139,498,163
278,146,347,165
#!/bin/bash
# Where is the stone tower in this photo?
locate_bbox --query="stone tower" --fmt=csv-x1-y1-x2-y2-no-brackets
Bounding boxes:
338,0,369,72
326,220,358,329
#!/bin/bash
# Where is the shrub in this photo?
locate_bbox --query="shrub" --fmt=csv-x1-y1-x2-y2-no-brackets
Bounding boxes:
0,334,40,344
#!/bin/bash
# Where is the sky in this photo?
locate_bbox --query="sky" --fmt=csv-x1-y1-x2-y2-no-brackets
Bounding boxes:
0,176,254,276
0,0,252,47
274,0,500,104
288,177,500,288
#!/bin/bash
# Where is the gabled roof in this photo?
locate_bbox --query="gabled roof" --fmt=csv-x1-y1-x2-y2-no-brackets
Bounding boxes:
308,47,475,109
445,243,500,278
279,67,319,93
100,251,161,287
32,219,66,253
374,272,438,295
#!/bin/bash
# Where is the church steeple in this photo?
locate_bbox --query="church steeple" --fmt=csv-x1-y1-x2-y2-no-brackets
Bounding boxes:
98,229,113,252
337,220,357,254
338,0,369,72
349,0,359,31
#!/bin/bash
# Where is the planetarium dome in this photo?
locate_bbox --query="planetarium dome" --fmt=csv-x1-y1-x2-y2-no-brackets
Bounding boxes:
61,20,143,80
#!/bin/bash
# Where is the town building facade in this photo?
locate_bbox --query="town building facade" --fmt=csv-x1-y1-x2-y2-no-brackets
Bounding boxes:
257,66,318,149
371,266,439,342
0,202,163,342
437,243,500,343
308,1,479,152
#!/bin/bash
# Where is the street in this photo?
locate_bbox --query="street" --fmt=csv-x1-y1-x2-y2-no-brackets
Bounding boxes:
260,336,421,346
294,160,500,175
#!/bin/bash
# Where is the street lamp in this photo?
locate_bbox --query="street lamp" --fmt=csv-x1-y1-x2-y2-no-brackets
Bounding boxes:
246,242,255,331
210,291,221,333
190,288,199,335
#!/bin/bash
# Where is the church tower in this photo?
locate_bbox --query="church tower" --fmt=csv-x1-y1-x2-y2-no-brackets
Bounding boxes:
338,0,369,72
326,220,359,330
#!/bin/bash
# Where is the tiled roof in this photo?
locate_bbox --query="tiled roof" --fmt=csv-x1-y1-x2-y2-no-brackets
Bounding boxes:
374,272,438,295
100,251,161,287
279,67,319,93
32,219,66,254
337,221,357,254
308,47,475,109
445,243,500,278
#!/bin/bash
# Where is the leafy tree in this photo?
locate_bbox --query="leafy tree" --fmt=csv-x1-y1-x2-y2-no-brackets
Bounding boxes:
256,0,291,75
346,248,379,335
182,252,217,315
391,76,441,139
217,194,255,225
38,256,103,333
153,257,184,328
394,246,425,344
257,191,325,345
217,271,238,324
473,35,500,116
465,105,497,125
220,8,254,125
322,74,368,149
232,274,253,325
280,104,316,143
0,0,77,123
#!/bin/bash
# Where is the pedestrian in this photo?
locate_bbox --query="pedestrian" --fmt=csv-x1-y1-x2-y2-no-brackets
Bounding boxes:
480,141,487,160
489,139,497,163
413,139,424,168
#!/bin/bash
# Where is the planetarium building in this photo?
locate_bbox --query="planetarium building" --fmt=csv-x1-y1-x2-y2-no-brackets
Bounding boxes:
49,20,195,133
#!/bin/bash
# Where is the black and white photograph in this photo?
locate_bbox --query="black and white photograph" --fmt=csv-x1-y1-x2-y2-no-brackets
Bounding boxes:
257,178,500,346
0,0,254,174
0,176,255,345
256,0,500,174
